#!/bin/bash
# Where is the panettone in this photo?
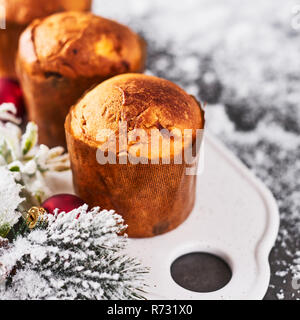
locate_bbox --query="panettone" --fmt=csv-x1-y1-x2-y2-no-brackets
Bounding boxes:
65,74,205,238
17,11,146,147
0,0,91,78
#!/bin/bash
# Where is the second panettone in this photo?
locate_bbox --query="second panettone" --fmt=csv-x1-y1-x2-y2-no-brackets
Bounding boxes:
17,11,146,147
0,0,92,78
65,74,205,238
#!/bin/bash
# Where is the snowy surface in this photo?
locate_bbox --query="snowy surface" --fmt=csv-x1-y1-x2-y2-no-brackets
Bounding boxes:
93,0,300,300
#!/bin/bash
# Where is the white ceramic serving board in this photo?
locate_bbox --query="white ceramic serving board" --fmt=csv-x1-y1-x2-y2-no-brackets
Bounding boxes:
46,132,280,300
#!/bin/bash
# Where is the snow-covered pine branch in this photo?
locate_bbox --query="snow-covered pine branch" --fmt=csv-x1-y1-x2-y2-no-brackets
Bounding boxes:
0,205,148,300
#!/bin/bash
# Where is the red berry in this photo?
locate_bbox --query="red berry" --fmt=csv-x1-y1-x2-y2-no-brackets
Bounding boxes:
42,194,85,215
0,78,25,118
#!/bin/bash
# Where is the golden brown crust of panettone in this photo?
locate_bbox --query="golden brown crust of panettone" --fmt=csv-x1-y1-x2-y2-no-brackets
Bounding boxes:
70,73,204,149
1,0,92,25
17,12,146,79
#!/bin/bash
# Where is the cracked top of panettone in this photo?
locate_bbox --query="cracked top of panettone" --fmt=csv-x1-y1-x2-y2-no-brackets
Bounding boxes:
66,74,205,159
17,11,146,79
1,0,91,25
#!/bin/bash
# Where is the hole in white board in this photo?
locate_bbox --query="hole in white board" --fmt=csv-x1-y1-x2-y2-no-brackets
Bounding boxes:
170,252,232,293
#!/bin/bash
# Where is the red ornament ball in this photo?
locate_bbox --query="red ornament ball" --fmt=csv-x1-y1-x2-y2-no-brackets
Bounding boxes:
42,194,85,215
0,78,25,118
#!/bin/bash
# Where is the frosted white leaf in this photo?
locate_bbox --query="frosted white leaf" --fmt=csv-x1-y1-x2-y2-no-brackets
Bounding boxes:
0,123,22,163
21,122,38,156
0,167,23,232
0,103,21,125
33,145,70,173
23,160,37,175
